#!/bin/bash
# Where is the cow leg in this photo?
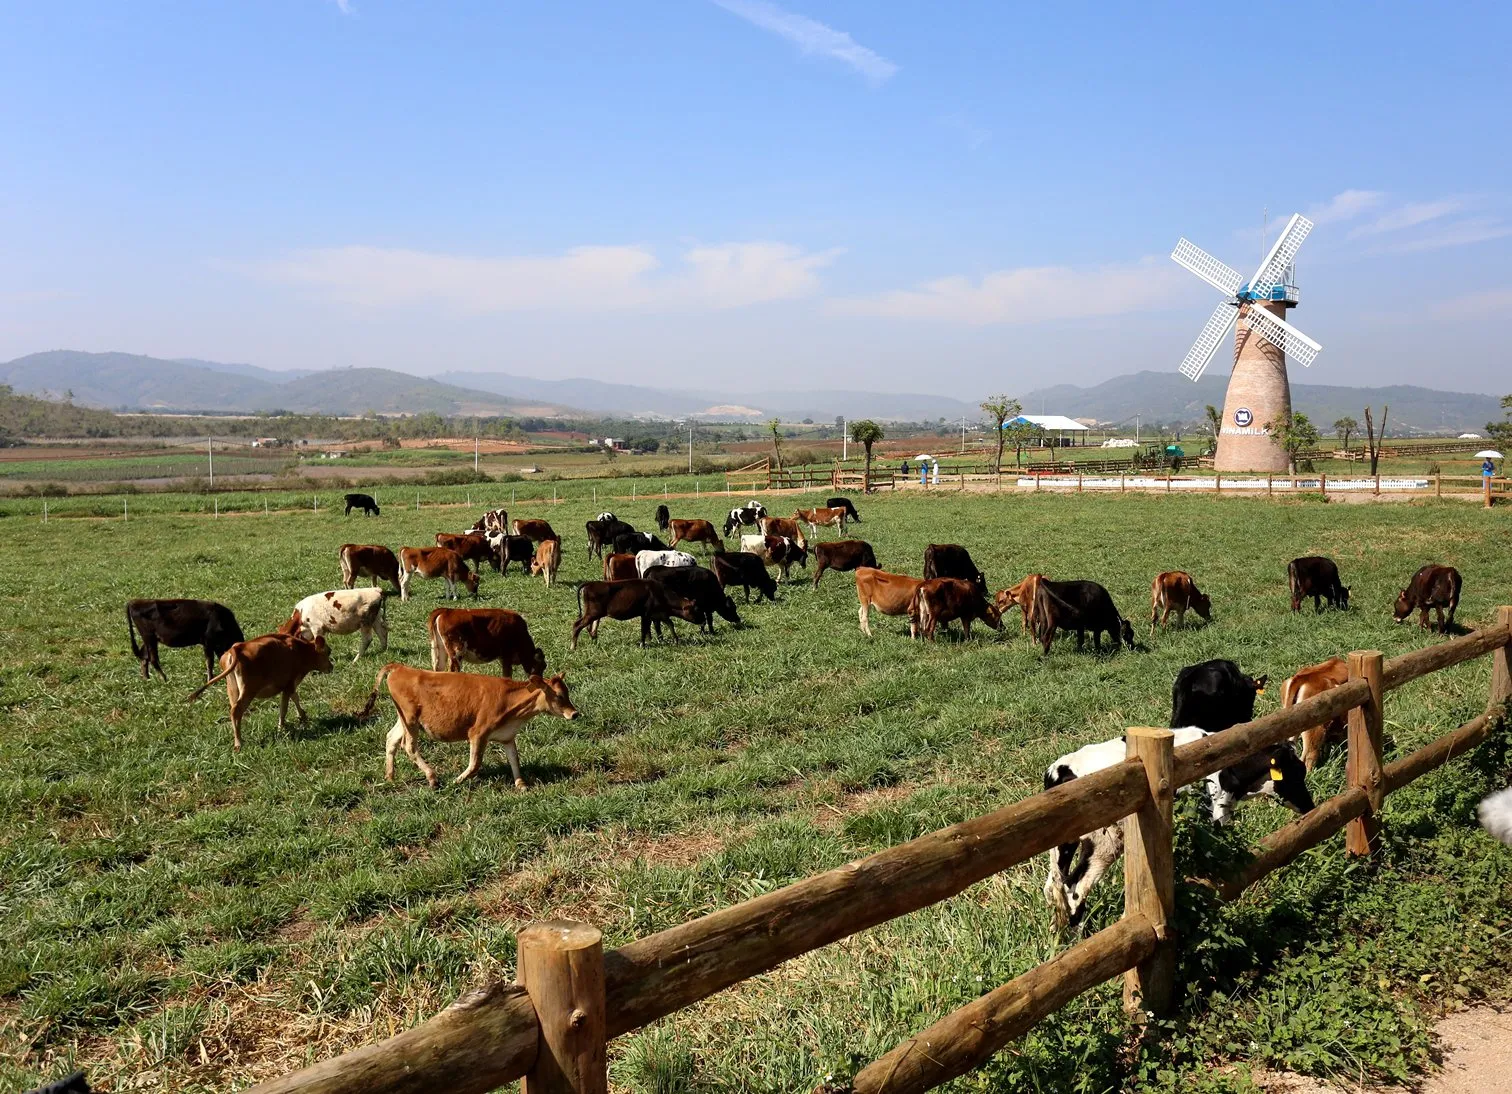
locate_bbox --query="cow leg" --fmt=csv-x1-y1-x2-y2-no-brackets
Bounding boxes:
399,571,410,601
502,738,526,789
639,615,651,647
1314,594,1323,613
354,626,370,663
228,686,253,752
1175,607,1185,628
1149,601,1160,635
667,619,680,644
203,645,217,683
812,563,825,589
570,617,589,651
858,602,873,637
373,613,388,654
276,692,289,732
147,637,167,681
1067,829,1124,931
455,735,489,784
290,688,309,726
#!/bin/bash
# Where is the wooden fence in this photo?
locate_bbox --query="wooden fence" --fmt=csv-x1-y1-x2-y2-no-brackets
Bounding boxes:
251,612,1512,1094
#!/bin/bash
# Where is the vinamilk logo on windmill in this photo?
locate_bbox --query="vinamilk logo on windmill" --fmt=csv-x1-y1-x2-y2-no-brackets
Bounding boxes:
1171,215,1324,471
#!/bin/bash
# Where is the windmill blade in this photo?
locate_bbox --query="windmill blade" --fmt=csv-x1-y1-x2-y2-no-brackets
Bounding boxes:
1178,301,1238,381
1171,239,1243,296
1243,304,1322,366
1246,214,1313,299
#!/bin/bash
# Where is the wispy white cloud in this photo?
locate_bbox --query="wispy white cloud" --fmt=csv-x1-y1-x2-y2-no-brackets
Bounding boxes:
827,259,1186,325
940,114,989,151
1374,217,1512,254
1350,198,1463,237
1306,189,1385,225
1432,286,1512,320
236,241,839,313
713,0,897,84
331,0,354,13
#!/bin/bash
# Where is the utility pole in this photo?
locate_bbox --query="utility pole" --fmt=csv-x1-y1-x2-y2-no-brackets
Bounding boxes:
842,419,848,461
208,437,214,487
959,415,966,455
474,436,479,474
1135,416,1141,445
688,423,693,473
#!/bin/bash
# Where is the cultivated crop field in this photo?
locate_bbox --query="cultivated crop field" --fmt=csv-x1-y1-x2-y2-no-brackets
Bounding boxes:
3,489,1511,1092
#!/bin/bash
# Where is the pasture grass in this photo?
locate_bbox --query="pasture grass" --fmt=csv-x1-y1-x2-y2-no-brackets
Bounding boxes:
2,488,1510,1091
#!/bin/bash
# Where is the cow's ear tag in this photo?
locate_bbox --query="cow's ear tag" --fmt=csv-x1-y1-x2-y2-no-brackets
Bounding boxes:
1270,764,1284,781
1256,688,1266,696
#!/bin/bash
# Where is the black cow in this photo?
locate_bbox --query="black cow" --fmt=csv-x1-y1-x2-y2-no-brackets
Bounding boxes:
1288,556,1349,613
344,492,380,516
811,540,878,588
1172,659,1268,731
571,580,699,649
585,517,635,559
126,599,245,681
1030,580,1136,653
613,531,668,555
923,544,987,595
645,564,741,634
654,504,671,532
825,496,861,523
712,550,778,602
494,534,536,575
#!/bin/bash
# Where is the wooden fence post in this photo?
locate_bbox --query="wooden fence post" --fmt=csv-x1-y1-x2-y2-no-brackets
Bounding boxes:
1076,472,1082,493
1375,473,1381,496
1123,727,1176,1018
1436,472,1442,498
1166,470,1172,493
518,921,607,1094
1486,476,1493,509
1492,607,1512,708
1345,651,1386,856
1320,472,1327,500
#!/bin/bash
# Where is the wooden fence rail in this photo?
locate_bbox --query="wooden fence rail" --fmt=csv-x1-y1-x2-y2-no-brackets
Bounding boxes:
252,609,1512,1094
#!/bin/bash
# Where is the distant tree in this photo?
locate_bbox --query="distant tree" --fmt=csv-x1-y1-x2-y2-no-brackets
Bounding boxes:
801,417,813,425
833,415,844,432
1485,395,1512,449
1204,404,1222,454
848,419,885,492
768,418,785,470
1364,405,1389,475
1002,418,1040,467
979,394,1022,474
1333,415,1358,453
1269,411,1321,474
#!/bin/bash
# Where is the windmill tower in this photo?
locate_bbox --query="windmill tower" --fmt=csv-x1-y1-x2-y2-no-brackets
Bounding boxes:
1171,214,1322,472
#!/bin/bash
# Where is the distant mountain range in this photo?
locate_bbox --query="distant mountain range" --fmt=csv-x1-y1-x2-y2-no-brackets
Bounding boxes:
0,352,1501,433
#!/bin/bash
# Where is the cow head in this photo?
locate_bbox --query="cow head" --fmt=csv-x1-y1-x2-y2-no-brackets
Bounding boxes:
717,595,741,626
981,599,1003,630
526,645,548,677
1392,588,1413,623
1191,589,1213,621
307,635,334,675
671,594,701,623
1118,618,1137,648
532,673,579,720
1337,585,1351,609
463,570,481,598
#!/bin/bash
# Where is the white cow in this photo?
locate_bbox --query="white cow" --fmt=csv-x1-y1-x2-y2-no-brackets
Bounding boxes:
289,588,389,663
739,533,807,583
635,549,696,579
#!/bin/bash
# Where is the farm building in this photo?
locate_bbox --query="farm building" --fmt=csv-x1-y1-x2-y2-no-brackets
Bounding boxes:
1005,414,1090,447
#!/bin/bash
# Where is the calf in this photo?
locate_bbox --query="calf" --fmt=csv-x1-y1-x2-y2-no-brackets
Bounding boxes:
470,509,509,536
340,544,401,591
722,502,766,536
435,532,499,574
1171,659,1267,731
923,544,987,595
758,515,807,549
740,533,807,582
996,574,1048,634
428,607,546,677
512,518,557,543
1393,564,1461,632
491,533,536,575
186,622,334,751
289,587,389,662
530,538,562,587
712,549,778,602
635,549,697,579
1281,656,1350,771
825,496,861,523
1043,728,1312,930
668,518,723,553
603,552,639,581
811,539,877,588
571,580,700,649
655,503,671,532
1288,556,1349,612
1150,571,1212,633
917,577,1002,641
585,517,635,559
854,567,923,638
795,506,847,538
126,599,245,682
399,547,480,601
1030,580,1136,653
614,531,668,555
646,564,741,633
363,663,577,787
344,492,380,516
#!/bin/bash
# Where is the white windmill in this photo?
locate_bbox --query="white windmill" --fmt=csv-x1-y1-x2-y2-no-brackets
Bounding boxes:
1170,214,1324,471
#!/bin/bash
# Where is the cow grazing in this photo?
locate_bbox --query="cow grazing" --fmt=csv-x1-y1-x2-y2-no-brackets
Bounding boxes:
399,547,480,601
570,580,700,649
996,574,1048,634
645,564,741,633
916,577,1002,641
635,549,697,579
585,517,635,559
435,532,499,574
289,588,389,662
1150,571,1213,633
712,550,778,602
825,496,861,523
758,516,807,549
1288,556,1349,612
428,607,546,677
603,552,639,581
722,502,766,536
854,567,923,638
1393,564,1462,632
613,531,668,555
1043,728,1312,930
470,509,509,537
811,540,877,588
344,492,380,517
668,518,723,553
512,518,557,544
1029,580,1136,653
739,533,808,582
186,622,334,751
530,538,562,586
923,544,987,595
340,544,401,591
1171,659,1267,731
1281,656,1350,771
655,504,671,532
363,663,577,787
795,506,847,538
126,599,245,682
490,533,536,575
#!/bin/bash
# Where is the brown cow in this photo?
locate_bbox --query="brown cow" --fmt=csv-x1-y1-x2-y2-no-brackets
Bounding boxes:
917,577,1002,641
428,607,546,677
795,506,847,537
340,544,401,591
855,567,923,639
512,518,557,543
996,574,1048,634
363,663,578,787
1149,571,1213,634
758,515,807,549
186,614,334,751
435,532,499,574
668,518,722,553
603,552,638,581
1393,564,1462,632
811,540,877,587
399,547,480,601
1282,657,1350,771
570,580,700,649
529,537,562,587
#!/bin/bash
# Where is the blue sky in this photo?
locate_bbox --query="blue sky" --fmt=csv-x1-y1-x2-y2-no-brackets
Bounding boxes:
2,0,1509,396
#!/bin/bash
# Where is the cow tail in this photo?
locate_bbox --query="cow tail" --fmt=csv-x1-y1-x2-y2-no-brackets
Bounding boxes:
126,604,142,661
1281,672,1301,711
360,663,399,720
427,612,446,671
186,652,237,703
339,544,353,587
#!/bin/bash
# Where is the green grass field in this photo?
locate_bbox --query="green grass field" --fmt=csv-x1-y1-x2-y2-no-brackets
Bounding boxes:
3,489,1511,1092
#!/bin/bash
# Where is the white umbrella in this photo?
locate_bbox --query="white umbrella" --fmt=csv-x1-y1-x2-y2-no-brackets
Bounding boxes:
1474,450,1503,460
914,454,936,462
